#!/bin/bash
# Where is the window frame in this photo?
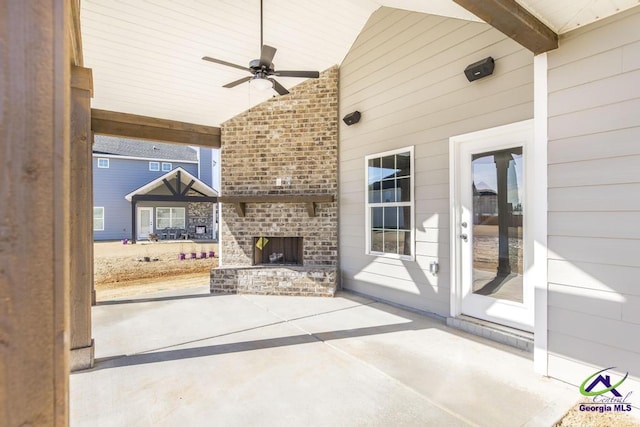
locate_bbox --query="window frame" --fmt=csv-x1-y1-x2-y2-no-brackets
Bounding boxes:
161,162,172,172
364,146,415,260
93,207,105,231
149,161,160,171
97,158,109,169
155,207,186,229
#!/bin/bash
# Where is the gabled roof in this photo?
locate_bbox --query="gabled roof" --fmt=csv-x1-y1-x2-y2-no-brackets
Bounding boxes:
125,167,217,201
94,135,197,162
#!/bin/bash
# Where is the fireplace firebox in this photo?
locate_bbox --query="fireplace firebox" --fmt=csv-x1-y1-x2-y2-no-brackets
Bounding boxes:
253,237,303,266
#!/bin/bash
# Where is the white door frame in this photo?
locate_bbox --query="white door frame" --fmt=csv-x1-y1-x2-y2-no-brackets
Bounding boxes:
137,207,154,239
451,123,534,331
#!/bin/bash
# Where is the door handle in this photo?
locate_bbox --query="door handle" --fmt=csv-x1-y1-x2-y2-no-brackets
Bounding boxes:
460,233,468,242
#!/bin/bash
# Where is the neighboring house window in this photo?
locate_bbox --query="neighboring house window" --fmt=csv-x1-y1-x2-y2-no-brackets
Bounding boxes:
149,161,160,171
161,162,172,171
97,158,109,168
93,207,104,231
365,147,413,258
156,207,185,229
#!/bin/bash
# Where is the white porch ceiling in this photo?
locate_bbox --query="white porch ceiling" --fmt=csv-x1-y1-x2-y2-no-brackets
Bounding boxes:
81,0,639,127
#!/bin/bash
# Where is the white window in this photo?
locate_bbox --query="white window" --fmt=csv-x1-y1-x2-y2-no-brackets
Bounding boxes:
156,207,185,229
97,158,109,168
93,207,104,231
365,147,414,259
161,162,172,171
149,161,160,171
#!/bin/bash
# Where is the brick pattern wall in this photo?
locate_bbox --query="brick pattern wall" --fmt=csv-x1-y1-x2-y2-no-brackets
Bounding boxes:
219,66,339,268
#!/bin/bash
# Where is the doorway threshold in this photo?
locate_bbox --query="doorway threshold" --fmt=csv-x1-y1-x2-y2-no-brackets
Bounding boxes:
446,315,533,352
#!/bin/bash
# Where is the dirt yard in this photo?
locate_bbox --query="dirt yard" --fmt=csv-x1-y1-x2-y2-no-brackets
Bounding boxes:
94,240,218,300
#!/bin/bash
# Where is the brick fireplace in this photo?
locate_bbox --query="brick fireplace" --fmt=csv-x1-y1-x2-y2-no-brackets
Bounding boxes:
210,67,338,297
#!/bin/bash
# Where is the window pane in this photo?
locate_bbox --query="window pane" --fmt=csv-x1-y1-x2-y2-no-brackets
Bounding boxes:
172,208,185,228
156,208,170,229
368,158,382,181
380,155,395,173
368,184,381,203
399,231,411,256
380,180,396,203
149,162,159,171
371,229,383,253
383,206,397,230
399,206,411,230
371,207,383,229
396,152,411,177
94,218,103,231
383,231,398,254
398,177,410,202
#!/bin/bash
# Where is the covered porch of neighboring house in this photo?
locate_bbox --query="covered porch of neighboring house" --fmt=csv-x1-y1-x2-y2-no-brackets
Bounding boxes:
125,167,218,244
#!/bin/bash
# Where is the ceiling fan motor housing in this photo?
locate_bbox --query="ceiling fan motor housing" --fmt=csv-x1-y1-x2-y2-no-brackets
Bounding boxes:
250,59,274,72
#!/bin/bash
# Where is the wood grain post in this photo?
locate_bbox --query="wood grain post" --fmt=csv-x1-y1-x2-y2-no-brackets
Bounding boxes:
0,0,71,424
70,66,95,371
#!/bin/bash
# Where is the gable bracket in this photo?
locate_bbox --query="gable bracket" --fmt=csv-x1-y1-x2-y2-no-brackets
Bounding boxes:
453,0,558,54
181,179,196,196
162,178,178,196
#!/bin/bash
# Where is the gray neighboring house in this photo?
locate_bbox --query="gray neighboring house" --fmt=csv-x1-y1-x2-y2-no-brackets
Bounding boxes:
93,135,219,242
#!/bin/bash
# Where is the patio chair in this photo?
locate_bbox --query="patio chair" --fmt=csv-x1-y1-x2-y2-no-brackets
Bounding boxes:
168,228,177,239
161,227,169,240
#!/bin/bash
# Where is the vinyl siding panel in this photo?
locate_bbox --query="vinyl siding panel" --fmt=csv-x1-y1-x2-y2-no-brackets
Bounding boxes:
339,7,533,315
93,157,198,240
547,6,640,381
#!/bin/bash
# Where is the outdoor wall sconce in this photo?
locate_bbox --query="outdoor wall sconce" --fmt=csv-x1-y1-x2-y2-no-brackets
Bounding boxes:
343,111,361,126
464,57,495,82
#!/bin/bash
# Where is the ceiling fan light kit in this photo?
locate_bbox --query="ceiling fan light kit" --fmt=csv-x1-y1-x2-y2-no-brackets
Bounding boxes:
202,0,320,96
250,75,273,91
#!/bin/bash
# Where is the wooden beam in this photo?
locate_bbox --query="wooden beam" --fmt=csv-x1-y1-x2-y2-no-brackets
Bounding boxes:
453,0,557,54
218,195,334,218
131,194,218,202
218,195,335,204
91,109,221,148
162,178,178,196
181,179,196,196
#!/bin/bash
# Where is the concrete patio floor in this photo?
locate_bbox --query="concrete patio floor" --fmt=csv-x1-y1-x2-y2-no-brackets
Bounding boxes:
71,286,579,426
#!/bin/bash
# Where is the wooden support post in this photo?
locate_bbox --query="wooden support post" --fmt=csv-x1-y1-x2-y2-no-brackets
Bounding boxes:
69,66,95,371
0,0,71,424
131,200,137,244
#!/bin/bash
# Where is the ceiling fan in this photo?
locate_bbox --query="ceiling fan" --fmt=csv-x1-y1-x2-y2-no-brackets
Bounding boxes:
202,0,320,96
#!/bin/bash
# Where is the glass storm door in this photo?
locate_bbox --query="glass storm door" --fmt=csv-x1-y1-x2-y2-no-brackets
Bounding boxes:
456,133,533,332
138,207,153,239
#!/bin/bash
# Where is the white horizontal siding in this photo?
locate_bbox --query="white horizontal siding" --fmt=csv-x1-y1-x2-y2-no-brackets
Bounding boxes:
547,6,640,381
339,7,533,315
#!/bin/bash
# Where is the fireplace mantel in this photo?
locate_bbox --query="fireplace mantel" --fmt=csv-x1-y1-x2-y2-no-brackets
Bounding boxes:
218,195,334,217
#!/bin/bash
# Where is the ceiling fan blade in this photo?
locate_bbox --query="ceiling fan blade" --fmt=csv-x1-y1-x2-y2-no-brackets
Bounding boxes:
269,78,289,95
223,75,253,88
274,70,320,78
202,56,252,73
260,45,277,66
